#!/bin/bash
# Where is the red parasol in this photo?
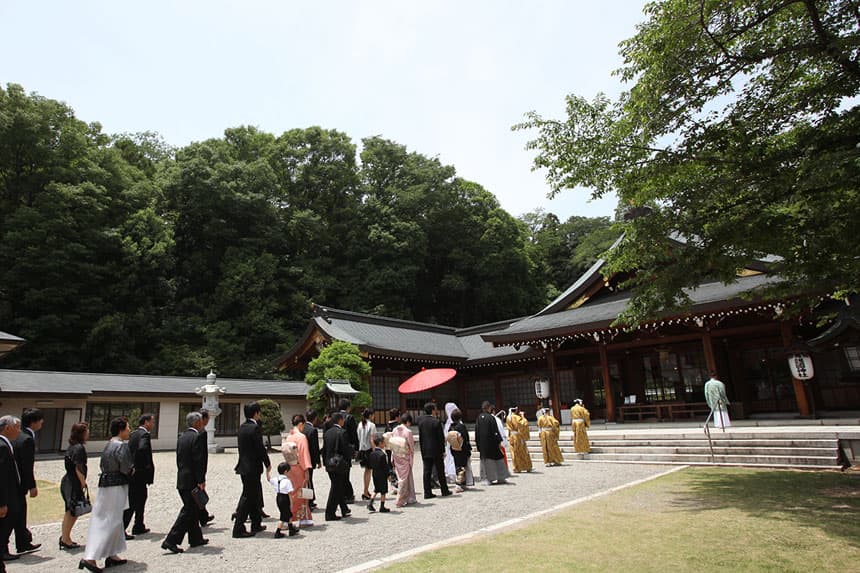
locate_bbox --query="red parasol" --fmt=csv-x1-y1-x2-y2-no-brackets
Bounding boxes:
398,367,457,394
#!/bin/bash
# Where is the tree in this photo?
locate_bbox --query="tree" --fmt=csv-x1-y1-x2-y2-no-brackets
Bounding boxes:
258,398,285,450
516,0,860,323
304,341,372,416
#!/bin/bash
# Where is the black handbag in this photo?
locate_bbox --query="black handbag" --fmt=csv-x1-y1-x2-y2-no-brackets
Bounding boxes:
326,453,348,474
72,489,92,517
191,487,209,509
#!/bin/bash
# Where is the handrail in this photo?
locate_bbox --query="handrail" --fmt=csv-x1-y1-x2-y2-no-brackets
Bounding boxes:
703,409,716,463
702,402,727,464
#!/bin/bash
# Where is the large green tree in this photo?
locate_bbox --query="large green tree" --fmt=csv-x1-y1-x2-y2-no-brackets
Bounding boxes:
517,0,860,322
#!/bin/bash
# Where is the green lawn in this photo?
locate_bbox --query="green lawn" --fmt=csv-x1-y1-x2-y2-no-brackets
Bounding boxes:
380,467,860,573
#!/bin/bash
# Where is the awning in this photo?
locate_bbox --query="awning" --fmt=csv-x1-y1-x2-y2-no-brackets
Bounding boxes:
325,379,359,396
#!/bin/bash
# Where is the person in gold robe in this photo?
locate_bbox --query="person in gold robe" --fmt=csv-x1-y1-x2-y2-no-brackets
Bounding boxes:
505,407,532,472
570,399,591,453
537,408,563,466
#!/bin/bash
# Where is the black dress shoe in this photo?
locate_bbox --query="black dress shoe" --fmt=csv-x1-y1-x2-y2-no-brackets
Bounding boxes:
424,493,437,499
104,557,127,568
78,560,103,572
17,543,41,553
232,529,254,538
189,538,209,548
324,515,341,521
250,524,266,533
441,490,454,497
260,511,270,518
59,538,81,550
124,533,134,540
131,527,150,535
203,514,215,524
160,542,184,554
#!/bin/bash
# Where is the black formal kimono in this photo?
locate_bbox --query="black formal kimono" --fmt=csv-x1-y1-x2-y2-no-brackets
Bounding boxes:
124,426,154,533
164,428,207,547
232,419,270,535
475,411,509,483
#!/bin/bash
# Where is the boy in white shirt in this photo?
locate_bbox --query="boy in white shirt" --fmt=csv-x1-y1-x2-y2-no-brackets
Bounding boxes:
269,462,299,538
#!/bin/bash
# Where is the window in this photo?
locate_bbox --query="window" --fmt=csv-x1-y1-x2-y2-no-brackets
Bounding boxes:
464,379,495,409
369,374,401,409
500,376,537,409
86,403,160,440
178,403,241,436
845,345,860,372
642,356,677,402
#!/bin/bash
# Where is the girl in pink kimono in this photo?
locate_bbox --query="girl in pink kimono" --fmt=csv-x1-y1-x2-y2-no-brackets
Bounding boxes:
390,413,417,507
285,414,313,527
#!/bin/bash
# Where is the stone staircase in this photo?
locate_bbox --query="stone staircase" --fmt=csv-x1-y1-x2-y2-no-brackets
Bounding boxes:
465,427,857,470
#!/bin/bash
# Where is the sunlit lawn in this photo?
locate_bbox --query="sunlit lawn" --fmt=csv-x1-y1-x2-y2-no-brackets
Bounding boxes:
379,467,860,573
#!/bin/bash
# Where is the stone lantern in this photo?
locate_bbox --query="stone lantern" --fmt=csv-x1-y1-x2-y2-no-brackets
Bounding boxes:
195,370,226,453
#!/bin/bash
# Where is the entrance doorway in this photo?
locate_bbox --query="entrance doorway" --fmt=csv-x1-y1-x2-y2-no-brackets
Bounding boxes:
34,408,81,452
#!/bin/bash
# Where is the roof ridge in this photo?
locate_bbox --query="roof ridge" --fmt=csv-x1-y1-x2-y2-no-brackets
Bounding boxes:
313,304,458,334
0,369,301,383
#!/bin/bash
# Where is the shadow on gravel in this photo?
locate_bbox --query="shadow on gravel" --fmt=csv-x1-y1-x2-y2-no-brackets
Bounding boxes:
121,560,149,571
342,517,370,525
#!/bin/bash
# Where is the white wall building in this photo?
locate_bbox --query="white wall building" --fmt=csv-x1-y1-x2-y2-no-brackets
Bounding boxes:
0,370,308,452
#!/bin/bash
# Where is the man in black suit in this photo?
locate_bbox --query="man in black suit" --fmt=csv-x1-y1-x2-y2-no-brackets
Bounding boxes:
0,415,22,566
301,409,322,508
323,412,352,521
337,398,358,503
124,413,155,536
196,409,215,527
417,402,452,499
232,401,270,538
162,412,208,554
13,409,42,554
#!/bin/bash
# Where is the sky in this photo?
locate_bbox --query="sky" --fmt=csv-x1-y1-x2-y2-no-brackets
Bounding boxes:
0,0,649,220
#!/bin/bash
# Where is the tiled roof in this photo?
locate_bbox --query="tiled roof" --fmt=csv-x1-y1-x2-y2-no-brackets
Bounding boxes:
481,274,782,344
0,370,308,397
299,306,536,364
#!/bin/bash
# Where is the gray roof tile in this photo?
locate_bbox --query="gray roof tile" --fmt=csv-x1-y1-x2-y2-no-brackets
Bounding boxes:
0,370,308,397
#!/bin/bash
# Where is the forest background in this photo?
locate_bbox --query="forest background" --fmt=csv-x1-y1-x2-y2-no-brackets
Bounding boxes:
0,83,618,378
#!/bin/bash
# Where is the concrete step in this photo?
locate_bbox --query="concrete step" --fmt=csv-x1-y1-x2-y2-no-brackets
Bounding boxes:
571,458,845,470
589,438,838,447
588,446,836,456
587,452,838,466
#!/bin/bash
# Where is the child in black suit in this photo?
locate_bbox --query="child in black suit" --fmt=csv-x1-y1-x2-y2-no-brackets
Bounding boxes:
366,435,391,513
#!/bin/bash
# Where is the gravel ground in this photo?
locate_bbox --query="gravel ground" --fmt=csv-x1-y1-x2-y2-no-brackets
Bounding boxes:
17,450,670,573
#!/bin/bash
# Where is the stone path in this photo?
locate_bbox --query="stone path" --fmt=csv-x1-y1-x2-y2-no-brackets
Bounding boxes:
17,451,671,573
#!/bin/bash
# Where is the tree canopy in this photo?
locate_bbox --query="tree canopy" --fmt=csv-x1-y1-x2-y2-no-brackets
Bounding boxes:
517,0,860,322
304,341,372,415
0,83,619,377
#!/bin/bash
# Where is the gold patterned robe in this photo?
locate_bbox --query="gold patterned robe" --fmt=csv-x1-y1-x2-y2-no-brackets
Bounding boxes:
570,404,591,453
537,412,563,465
506,413,533,472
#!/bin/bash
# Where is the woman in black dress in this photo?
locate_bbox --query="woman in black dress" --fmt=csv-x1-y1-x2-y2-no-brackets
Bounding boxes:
60,422,89,550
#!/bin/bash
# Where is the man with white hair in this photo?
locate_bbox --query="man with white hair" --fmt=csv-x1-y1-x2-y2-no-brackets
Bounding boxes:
0,415,22,568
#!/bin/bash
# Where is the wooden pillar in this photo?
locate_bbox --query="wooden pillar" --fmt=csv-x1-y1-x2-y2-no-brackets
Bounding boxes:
547,348,562,420
494,376,503,410
780,321,811,417
702,332,718,374
599,344,616,422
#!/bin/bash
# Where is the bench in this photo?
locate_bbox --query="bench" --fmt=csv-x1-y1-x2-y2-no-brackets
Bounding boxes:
616,404,660,421
664,402,711,421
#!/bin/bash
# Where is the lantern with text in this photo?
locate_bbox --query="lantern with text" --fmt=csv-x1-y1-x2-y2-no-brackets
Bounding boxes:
788,352,815,380
534,378,550,400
